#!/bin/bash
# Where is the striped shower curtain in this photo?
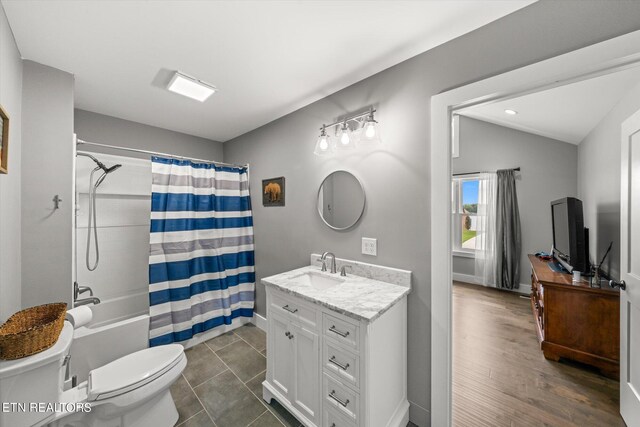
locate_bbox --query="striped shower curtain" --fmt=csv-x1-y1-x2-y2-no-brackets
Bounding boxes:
148,157,255,347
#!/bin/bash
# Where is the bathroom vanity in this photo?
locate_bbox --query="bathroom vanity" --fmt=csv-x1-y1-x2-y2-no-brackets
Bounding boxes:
262,256,411,427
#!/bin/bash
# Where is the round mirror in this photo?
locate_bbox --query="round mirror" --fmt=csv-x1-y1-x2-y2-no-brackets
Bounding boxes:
317,170,365,230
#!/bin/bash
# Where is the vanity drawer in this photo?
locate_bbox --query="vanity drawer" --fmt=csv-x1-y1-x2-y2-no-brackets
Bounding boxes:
323,313,359,351
323,406,356,427
323,340,359,390
323,373,360,423
270,290,318,329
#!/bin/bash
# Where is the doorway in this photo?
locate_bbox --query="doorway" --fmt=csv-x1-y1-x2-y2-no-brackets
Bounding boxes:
430,29,640,426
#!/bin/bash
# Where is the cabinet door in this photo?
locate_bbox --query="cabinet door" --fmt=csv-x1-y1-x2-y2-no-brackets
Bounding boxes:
269,311,293,398
291,322,320,423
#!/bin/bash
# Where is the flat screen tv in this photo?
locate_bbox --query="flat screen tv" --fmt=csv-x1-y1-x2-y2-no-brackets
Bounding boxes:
551,197,588,273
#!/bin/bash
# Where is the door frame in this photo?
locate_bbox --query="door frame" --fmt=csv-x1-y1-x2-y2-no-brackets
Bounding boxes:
430,29,640,426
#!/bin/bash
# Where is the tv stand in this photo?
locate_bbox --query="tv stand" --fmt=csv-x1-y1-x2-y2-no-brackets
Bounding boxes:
528,255,619,379
547,260,568,273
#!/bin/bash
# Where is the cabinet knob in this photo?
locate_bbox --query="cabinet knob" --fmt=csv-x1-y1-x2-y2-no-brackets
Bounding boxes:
284,331,290,337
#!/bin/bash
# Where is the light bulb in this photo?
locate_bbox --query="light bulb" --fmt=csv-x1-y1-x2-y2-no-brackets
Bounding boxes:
319,137,328,150
341,132,350,145
365,123,376,138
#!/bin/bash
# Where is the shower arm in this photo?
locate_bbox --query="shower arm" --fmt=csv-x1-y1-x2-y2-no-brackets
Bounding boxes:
77,152,107,170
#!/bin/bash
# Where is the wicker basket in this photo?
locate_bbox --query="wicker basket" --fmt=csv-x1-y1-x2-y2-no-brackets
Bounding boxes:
0,303,67,360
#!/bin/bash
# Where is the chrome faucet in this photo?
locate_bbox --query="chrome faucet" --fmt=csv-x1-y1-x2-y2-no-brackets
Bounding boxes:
74,281,100,306
74,296,101,306
321,252,337,274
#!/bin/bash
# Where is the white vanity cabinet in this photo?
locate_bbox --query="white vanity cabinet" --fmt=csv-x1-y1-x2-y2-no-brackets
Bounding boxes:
263,284,409,427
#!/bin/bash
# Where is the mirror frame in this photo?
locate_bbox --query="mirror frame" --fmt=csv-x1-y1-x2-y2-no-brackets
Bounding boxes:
316,170,366,231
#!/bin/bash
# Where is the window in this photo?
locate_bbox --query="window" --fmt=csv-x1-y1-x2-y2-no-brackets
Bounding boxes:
452,176,479,254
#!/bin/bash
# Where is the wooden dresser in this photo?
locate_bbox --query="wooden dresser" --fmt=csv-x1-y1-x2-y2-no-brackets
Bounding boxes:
528,254,620,379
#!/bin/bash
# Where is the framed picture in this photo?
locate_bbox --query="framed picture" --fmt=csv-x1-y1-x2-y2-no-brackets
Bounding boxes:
262,176,285,207
0,105,8,174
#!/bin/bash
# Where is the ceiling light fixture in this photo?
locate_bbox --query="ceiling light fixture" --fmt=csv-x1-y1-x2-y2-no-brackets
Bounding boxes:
504,109,518,115
167,71,217,102
313,108,381,156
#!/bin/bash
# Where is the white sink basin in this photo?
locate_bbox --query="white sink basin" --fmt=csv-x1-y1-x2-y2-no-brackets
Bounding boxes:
292,272,344,290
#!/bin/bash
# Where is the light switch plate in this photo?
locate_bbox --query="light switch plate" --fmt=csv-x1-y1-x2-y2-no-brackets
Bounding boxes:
362,238,377,256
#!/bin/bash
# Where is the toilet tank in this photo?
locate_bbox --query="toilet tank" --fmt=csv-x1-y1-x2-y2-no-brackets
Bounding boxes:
0,322,73,427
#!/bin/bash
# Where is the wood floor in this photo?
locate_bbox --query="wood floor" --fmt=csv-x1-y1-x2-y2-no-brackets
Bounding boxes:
452,282,624,427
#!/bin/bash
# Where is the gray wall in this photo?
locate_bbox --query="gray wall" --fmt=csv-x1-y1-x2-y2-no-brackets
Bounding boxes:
74,109,224,161
223,2,640,424
21,61,75,308
577,80,640,280
0,4,23,321
452,117,578,287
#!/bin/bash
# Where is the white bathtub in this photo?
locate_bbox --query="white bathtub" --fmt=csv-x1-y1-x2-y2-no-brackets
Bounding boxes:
80,291,149,329
69,302,150,384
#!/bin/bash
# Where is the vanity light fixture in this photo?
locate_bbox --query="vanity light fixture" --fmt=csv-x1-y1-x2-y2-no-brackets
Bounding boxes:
313,108,381,156
167,71,217,102
335,121,356,151
504,109,518,115
313,125,335,156
358,110,381,145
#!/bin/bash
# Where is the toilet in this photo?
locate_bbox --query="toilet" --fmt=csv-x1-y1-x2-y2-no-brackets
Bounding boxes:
0,321,186,427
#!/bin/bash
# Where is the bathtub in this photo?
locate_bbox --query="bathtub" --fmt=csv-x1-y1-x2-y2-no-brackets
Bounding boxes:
69,300,150,384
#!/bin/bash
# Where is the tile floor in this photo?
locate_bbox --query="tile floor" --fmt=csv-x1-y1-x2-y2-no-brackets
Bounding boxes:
171,323,417,427
171,323,302,427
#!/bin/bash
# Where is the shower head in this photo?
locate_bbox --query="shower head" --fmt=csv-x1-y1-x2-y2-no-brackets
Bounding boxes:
78,152,122,174
105,164,122,174
94,164,121,187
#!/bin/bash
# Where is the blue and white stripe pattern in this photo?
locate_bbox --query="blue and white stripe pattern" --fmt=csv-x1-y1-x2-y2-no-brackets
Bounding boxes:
148,156,254,346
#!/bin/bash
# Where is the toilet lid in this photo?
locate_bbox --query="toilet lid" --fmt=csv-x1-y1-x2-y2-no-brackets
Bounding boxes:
88,344,184,401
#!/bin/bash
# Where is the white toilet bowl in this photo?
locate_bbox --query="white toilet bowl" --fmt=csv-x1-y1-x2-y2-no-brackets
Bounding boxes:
0,322,186,427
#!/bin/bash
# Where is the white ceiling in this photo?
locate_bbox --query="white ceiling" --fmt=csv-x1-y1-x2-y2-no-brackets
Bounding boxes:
460,65,640,144
2,0,533,142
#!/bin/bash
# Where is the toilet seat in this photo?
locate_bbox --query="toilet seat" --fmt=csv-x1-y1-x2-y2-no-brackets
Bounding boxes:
88,344,184,401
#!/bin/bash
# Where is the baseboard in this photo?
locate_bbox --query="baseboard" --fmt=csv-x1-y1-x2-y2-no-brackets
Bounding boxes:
409,401,430,427
252,312,267,332
387,400,410,427
452,272,531,295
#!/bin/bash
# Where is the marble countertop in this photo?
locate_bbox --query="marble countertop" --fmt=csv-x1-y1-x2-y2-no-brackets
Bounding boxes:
262,266,411,322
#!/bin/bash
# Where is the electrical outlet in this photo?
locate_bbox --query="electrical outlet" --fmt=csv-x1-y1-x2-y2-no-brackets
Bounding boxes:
362,238,377,256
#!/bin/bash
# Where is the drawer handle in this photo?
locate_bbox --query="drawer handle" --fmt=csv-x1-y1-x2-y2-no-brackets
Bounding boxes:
284,331,294,340
329,325,350,338
282,304,298,314
330,424,336,427
329,355,350,371
329,390,350,408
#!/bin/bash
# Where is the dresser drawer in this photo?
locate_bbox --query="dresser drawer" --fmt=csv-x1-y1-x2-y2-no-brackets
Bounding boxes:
323,373,360,423
270,290,318,329
323,406,356,427
323,313,359,351
323,340,360,390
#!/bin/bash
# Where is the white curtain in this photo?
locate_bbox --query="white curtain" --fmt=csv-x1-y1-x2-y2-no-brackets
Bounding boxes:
474,172,498,287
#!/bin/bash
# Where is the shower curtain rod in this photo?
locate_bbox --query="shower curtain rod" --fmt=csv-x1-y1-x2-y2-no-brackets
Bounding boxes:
76,139,249,169
452,167,520,177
